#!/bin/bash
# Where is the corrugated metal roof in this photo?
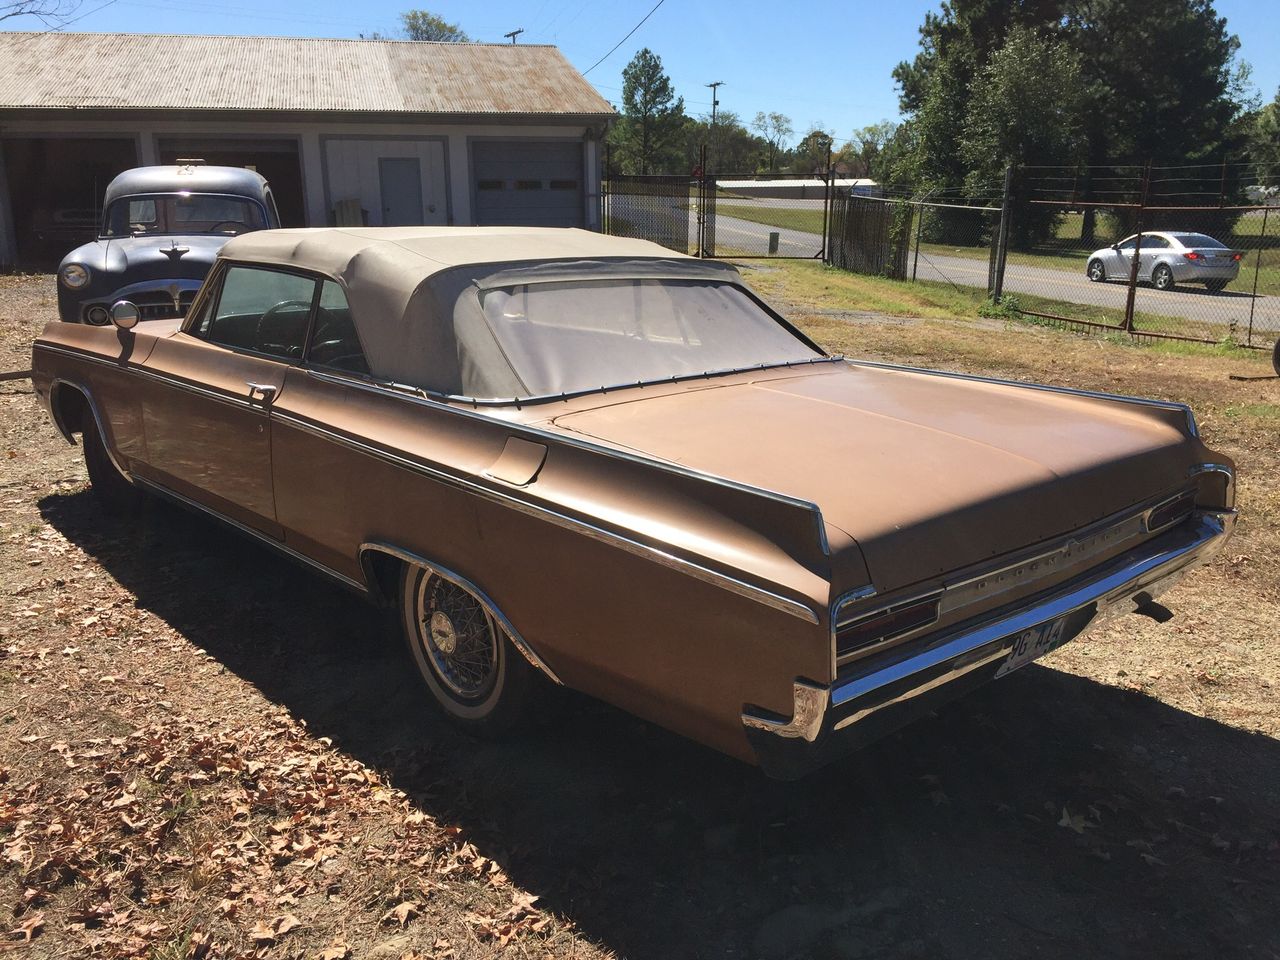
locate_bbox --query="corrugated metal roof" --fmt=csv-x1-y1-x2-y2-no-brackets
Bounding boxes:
0,32,615,117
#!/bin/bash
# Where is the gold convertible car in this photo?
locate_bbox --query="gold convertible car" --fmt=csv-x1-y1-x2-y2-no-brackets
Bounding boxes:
31,227,1237,778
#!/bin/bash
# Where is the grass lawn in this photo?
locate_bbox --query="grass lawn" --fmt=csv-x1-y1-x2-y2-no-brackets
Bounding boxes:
714,202,826,235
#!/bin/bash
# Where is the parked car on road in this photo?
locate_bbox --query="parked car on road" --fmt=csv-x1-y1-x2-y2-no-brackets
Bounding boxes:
32,227,1237,778
1086,231,1242,291
56,164,280,325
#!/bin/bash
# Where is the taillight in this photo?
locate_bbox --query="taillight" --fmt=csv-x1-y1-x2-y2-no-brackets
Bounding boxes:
1232,252,1242,261
1145,490,1196,534
1183,252,1200,260
836,595,940,658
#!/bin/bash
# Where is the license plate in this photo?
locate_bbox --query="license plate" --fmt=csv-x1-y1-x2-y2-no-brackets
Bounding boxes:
995,616,1070,677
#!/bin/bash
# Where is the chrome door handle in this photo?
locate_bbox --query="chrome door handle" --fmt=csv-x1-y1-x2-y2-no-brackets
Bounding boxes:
246,381,277,403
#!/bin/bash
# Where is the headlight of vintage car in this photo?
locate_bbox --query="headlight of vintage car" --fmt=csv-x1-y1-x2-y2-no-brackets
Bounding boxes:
59,264,91,289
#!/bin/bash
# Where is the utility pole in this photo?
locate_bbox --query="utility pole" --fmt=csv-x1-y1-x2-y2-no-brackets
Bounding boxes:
706,81,724,172
503,28,524,43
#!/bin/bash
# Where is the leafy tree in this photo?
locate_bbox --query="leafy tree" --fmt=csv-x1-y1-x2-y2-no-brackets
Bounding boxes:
680,111,769,174
835,121,899,180
1251,88,1280,186
962,27,1087,244
790,127,833,175
400,9,470,42
750,112,794,172
892,0,1252,240
609,49,685,175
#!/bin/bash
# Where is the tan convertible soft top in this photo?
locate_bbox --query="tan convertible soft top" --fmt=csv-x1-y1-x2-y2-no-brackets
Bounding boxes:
217,227,754,398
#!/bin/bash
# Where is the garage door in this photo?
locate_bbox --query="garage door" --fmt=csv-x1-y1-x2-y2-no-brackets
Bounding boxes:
472,141,584,227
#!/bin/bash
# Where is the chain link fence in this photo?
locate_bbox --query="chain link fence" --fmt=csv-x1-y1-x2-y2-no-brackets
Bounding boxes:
600,154,1278,352
1005,164,1279,349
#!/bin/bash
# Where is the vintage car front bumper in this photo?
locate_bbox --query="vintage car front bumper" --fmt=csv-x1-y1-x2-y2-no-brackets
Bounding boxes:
743,509,1235,779
60,277,202,325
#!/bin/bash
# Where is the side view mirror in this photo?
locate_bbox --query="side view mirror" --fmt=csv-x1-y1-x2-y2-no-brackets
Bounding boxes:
110,300,140,330
1110,243,1120,251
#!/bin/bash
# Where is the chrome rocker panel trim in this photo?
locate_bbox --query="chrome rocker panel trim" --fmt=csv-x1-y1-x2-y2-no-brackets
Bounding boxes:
743,509,1234,779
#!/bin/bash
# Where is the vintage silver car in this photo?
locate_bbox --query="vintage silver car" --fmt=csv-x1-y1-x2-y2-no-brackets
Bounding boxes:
1086,231,1242,291
56,164,281,325
32,227,1238,778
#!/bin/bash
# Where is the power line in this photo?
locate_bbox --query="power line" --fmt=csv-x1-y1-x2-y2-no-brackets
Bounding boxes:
581,0,665,77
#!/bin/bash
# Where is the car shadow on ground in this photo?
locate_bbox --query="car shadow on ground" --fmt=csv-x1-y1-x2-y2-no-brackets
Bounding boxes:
40,492,1280,960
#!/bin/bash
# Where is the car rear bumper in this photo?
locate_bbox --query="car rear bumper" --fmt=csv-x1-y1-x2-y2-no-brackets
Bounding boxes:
742,509,1235,779
1170,261,1240,282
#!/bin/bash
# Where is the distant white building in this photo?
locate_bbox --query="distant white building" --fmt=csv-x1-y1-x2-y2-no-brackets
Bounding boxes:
0,32,615,266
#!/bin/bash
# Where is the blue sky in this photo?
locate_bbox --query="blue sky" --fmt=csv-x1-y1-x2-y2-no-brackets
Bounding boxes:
13,0,1280,147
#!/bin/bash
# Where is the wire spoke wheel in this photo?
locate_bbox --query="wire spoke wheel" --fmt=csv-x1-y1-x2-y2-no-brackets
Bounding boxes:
414,574,500,703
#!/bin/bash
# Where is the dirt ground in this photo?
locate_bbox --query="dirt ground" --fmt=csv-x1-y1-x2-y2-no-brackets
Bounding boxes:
1,270,1277,960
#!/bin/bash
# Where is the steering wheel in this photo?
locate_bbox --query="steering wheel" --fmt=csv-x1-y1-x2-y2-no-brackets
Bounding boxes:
210,220,251,235
254,300,335,358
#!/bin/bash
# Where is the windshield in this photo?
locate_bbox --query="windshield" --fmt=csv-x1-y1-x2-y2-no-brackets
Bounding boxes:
102,193,266,237
1170,233,1227,249
478,279,822,398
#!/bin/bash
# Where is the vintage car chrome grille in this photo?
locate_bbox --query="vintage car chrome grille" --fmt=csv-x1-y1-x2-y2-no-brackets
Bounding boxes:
84,290,195,324
834,489,1198,668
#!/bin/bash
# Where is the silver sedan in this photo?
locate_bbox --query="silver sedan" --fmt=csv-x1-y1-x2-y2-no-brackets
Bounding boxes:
1086,231,1242,292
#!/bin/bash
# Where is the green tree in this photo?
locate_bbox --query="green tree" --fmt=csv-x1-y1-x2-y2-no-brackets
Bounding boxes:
609,49,685,175
962,27,1087,245
400,9,469,41
891,0,1252,239
790,127,833,175
836,121,899,180
750,112,794,172
680,111,769,174
1251,88,1280,187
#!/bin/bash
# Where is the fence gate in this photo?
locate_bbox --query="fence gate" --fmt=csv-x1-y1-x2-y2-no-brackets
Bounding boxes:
601,162,834,260
600,174,696,254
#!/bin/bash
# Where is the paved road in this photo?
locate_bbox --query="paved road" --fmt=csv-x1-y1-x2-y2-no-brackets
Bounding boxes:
918,250,1280,333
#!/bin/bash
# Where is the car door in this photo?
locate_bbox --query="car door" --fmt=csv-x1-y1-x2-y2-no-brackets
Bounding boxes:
1110,235,1138,277
134,263,320,539
1138,234,1168,278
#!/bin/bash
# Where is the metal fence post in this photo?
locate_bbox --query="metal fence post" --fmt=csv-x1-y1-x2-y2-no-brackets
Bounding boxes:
991,165,1013,300
911,192,929,282
820,143,833,263
1122,162,1151,334
1247,204,1269,347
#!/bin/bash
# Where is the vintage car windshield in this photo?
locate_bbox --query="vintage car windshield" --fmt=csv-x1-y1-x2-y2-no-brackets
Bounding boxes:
477,279,822,398
102,193,267,237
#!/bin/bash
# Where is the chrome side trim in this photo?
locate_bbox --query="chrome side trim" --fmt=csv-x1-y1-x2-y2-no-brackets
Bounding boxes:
48,378,133,481
741,680,828,742
1189,462,1236,509
37,342,263,414
272,411,822,625
845,358,1200,438
304,366,831,555
358,542,563,686
132,476,369,595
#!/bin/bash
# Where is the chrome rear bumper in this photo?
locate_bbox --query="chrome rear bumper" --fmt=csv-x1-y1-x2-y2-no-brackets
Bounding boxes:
743,510,1235,779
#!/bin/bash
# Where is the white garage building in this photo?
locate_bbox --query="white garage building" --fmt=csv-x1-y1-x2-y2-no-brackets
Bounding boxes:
0,32,614,267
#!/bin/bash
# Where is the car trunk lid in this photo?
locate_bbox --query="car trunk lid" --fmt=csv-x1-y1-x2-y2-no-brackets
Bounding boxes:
549,363,1198,594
